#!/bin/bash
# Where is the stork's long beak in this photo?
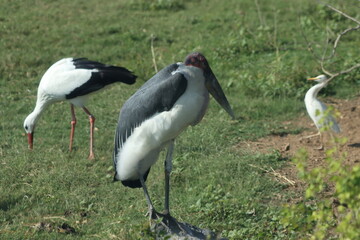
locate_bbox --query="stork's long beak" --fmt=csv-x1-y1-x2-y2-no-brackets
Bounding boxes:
307,77,317,81
205,69,235,119
28,133,33,150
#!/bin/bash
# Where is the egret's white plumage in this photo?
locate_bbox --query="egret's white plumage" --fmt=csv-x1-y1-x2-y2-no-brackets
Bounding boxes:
24,57,136,159
113,52,234,219
304,74,340,148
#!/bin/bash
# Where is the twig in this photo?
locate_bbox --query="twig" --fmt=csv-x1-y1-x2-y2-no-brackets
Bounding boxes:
298,15,323,61
248,164,296,186
109,221,123,225
322,2,360,25
254,0,265,26
272,9,279,54
320,3,360,78
150,34,158,73
324,63,360,84
322,25,360,62
43,216,68,221
302,3,360,82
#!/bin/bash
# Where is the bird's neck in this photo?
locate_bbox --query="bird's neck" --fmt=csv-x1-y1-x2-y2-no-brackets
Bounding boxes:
27,97,51,127
305,82,327,101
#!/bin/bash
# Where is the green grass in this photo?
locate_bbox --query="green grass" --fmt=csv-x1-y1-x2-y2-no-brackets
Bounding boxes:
1,0,359,239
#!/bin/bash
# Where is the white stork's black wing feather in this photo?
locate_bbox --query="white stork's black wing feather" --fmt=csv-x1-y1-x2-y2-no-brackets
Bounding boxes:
66,58,137,99
113,69,187,179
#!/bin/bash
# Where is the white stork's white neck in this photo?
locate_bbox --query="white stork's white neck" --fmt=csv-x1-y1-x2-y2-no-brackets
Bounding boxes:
24,94,51,133
305,81,327,102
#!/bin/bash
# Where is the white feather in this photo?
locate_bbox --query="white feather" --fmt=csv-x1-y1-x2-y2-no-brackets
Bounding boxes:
24,58,96,133
304,75,340,133
39,58,96,105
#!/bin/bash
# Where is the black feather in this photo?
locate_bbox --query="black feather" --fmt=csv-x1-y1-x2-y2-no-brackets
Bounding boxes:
66,58,136,99
119,169,151,188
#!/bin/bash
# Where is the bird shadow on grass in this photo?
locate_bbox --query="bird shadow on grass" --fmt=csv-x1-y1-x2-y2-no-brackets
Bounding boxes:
0,196,22,211
151,213,227,240
348,143,360,148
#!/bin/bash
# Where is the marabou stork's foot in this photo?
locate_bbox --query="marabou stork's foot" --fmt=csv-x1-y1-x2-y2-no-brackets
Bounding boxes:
145,207,162,221
149,212,184,236
149,212,220,239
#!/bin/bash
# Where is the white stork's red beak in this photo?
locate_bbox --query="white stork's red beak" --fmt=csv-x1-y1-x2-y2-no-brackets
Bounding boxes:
28,133,33,150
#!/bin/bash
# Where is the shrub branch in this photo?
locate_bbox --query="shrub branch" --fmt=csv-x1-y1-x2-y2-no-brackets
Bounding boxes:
304,2,360,83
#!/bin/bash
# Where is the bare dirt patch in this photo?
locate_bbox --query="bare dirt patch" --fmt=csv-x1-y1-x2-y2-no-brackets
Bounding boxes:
235,96,360,200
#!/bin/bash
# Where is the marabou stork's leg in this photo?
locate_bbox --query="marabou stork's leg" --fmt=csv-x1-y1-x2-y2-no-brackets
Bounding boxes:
164,140,175,215
139,173,157,220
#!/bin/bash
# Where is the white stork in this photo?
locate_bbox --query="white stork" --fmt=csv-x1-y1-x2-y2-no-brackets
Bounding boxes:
304,74,340,149
113,52,234,219
23,58,137,159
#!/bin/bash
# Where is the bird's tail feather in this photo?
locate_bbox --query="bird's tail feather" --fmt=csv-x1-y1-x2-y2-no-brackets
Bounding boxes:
72,58,137,85
331,120,341,133
99,68,137,85
118,168,151,189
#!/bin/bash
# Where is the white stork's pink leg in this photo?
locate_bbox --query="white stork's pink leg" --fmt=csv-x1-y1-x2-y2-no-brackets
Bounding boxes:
82,107,95,160
69,104,77,152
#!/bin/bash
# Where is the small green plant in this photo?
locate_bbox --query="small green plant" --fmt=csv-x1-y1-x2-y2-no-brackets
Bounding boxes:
128,0,186,11
189,184,241,225
281,110,360,239
316,105,341,133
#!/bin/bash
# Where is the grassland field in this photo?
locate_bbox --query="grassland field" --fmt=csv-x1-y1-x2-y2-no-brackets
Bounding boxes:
0,0,359,239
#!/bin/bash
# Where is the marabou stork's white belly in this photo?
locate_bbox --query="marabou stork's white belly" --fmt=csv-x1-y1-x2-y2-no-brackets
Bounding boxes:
117,85,209,181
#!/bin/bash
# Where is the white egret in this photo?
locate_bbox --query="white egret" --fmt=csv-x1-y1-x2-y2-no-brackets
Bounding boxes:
303,74,340,149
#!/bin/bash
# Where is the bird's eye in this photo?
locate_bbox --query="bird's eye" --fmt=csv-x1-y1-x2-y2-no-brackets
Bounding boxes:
25,126,28,130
